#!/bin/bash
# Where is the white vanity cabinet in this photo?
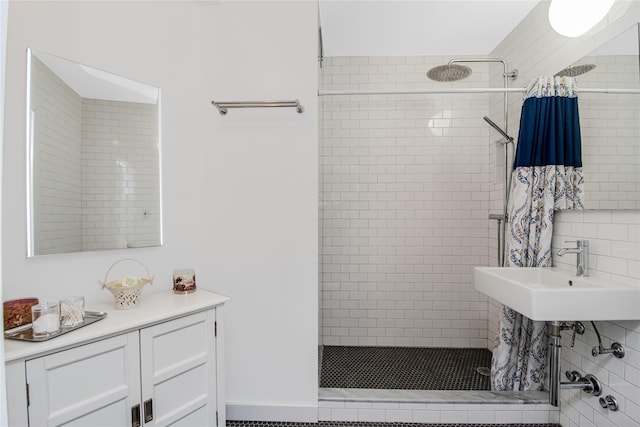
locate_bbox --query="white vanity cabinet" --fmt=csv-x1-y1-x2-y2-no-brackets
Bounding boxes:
26,331,142,426
4,290,228,427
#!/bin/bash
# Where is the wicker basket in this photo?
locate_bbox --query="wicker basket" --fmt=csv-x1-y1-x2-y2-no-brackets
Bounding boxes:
100,259,153,310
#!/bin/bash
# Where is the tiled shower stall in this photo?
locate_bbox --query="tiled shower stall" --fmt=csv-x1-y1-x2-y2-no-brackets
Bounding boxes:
317,3,640,426
319,56,502,349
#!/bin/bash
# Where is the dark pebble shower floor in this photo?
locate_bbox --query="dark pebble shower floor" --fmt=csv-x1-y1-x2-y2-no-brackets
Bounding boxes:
319,346,492,391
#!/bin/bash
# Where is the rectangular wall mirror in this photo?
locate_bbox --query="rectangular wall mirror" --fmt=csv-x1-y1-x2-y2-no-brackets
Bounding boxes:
560,23,640,209
27,49,162,256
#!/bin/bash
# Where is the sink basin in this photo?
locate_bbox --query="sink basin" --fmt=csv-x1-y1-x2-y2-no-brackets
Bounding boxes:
474,267,640,321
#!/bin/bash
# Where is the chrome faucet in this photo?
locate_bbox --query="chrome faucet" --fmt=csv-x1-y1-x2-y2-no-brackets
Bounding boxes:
557,240,589,277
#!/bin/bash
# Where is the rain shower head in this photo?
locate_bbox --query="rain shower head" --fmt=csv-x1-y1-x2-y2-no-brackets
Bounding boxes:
426,64,472,82
483,116,514,143
554,64,596,77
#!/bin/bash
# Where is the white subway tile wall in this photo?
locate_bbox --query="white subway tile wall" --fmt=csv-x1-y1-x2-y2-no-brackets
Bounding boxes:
492,2,640,426
30,56,83,255
81,99,160,251
553,211,640,427
320,56,494,347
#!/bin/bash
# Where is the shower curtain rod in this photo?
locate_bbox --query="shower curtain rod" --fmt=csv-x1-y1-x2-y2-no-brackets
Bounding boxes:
318,87,640,96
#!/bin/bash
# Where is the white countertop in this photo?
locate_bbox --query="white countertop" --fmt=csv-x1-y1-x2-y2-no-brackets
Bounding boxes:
4,288,229,362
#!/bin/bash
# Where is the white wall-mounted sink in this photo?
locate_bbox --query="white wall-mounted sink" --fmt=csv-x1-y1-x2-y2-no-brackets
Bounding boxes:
474,267,640,321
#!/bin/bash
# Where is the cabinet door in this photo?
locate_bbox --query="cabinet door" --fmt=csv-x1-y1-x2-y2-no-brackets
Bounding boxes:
139,310,216,426
26,331,141,426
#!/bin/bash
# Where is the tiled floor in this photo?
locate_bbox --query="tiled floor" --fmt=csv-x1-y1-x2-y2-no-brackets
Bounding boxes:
228,421,560,427
320,346,492,391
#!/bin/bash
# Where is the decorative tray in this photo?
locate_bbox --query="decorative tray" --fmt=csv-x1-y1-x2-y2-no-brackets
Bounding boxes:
4,311,107,342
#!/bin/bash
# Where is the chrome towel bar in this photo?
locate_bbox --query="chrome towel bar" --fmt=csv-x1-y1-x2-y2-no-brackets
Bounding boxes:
211,99,304,115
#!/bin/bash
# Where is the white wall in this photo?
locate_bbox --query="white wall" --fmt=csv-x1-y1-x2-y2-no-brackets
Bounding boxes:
0,0,7,423
492,2,640,426
3,1,318,421
320,56,492,347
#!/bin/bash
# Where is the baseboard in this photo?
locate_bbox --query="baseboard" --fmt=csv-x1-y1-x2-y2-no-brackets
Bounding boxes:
226,402,318,422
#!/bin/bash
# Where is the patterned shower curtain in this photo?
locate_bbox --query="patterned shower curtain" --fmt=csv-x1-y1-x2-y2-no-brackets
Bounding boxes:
491,76,584,391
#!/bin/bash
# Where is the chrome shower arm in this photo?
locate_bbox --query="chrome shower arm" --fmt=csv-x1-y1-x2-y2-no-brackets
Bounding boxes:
448,58,518,80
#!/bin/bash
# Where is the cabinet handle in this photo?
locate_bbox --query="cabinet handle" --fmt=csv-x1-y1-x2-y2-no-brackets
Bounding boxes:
144,398,154,422
131,404,141,427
